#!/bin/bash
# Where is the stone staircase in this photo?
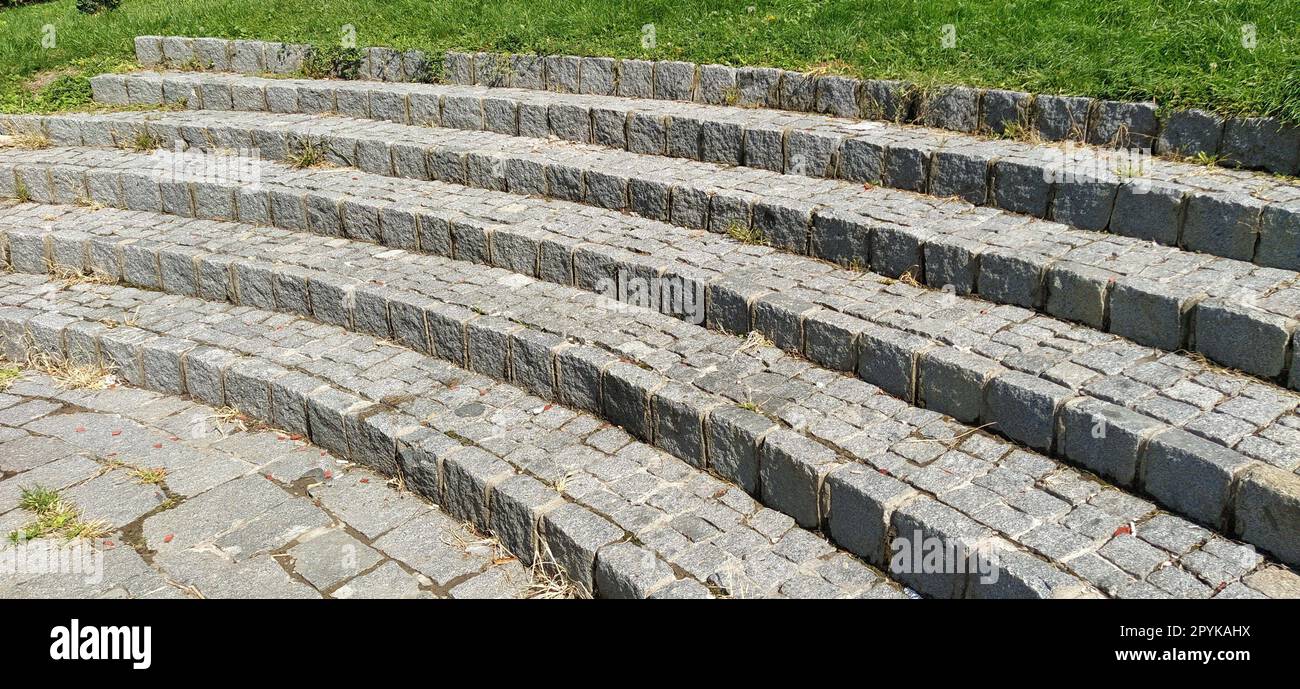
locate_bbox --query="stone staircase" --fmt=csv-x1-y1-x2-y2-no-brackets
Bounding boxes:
1,35,1298,599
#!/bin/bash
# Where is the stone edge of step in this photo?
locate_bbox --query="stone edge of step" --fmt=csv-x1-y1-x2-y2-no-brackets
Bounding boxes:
127,35,1300,177
3,206,1296,582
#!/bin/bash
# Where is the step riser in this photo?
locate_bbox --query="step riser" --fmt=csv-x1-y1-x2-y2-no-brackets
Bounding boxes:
8,113,1298,388
0,277,989,598
89,72,1300,276
128,35,1300,176
4,214,1297,573
2,156,1297,543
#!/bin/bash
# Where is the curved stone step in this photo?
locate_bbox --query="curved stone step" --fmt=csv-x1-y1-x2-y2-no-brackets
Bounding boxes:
3,143,1300,479
127,35,1300,177
87,70,1300,274
3,203,1296,594
0,271,920,600
6,113,1300,387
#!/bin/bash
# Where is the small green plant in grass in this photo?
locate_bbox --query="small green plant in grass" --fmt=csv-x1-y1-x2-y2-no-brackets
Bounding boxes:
725,221,767,246
75,0,120,13
286,139,326,168
8,485,109,544
408,54,444,84
131,130,162,152
14,179,30,202
303,44,363,80
0,363,19,391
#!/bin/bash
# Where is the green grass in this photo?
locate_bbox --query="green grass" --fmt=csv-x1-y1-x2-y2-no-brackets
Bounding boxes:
0,0,1297,123
8,484,109,543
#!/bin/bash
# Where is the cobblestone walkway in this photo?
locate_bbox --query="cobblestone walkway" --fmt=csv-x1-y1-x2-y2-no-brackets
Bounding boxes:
0,369,542,599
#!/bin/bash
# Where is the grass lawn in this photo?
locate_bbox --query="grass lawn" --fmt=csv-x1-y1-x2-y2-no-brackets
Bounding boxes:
1,0,1297,123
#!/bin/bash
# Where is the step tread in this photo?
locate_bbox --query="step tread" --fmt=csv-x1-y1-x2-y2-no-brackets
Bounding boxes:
3,202,1295,595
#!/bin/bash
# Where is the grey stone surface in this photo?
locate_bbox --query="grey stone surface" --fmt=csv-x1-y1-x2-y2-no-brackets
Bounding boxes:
982,371,1074,452
1140,429,1249,528
1220,117,1300,175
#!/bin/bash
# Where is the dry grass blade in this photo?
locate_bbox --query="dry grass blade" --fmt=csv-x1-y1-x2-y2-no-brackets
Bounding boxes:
1,131,50,149
445,521,514,562
25,351,115,390
899,422,999,448
525,547,579,599
733,330,774,356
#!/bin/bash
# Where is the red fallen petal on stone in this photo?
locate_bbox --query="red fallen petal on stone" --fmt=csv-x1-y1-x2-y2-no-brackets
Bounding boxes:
153,442,162,449
1113,524,1133,537
479,389,488,396
543,404,553,411
75,426,86,433
320,450,327,456
359,478,370,484
170,436,180,441
111,430,121,436
878,468,891,476
103,540,114,547
323,470,334,479
162,534,174,543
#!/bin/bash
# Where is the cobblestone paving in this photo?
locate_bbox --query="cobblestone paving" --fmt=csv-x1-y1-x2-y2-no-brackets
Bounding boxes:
0,370,546,598
0,38,1296,599
3,144,1300,459
1,270,1296,598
